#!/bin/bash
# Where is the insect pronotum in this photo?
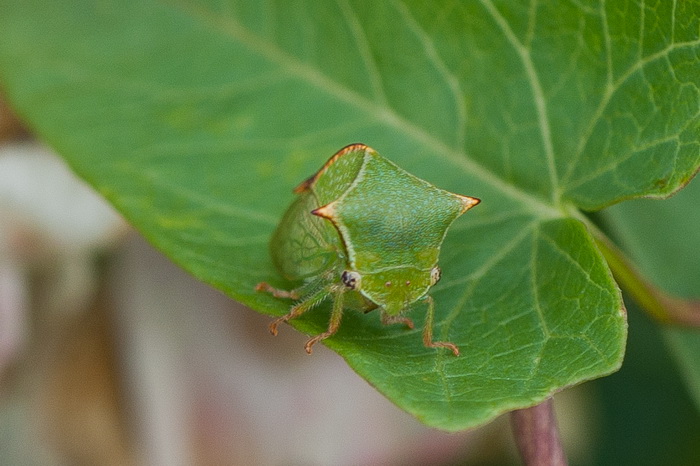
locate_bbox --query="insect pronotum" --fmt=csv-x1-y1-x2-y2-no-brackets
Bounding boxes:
256,143,480,355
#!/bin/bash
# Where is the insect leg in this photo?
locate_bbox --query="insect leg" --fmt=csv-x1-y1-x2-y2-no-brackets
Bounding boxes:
422,295,460,356
255,282,302,300
304,284,346,354
381,313,414,329
268,284,332,336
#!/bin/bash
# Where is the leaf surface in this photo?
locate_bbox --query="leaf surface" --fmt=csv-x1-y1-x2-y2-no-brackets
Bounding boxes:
1,0,698,430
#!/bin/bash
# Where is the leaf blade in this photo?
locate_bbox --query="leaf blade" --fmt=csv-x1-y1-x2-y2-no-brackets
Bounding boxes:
1,0,697,430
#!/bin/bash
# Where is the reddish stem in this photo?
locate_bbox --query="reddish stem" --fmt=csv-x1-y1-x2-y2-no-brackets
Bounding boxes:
510,398,567,466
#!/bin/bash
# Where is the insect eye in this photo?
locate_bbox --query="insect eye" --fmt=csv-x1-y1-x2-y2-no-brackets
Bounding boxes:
341,270,361,290
430,266,442,286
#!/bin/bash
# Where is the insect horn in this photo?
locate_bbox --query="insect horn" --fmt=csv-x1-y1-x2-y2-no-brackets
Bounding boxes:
455,194,481,213
311,202,337,220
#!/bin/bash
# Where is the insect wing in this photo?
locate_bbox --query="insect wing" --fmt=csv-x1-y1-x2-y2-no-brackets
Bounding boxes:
270,190,341,281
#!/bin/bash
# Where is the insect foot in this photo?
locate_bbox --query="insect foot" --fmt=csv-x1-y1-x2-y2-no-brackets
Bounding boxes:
426,341,460,357
303,334,329,354
268,316,287,336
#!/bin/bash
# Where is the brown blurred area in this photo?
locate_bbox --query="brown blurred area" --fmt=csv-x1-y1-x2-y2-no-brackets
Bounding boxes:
35,288,134,465
0,98,30,142
0,96,135,465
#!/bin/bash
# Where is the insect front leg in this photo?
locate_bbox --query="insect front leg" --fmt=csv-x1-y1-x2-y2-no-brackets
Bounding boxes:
422,295,460,356
267,284,333,336
303,284,346,354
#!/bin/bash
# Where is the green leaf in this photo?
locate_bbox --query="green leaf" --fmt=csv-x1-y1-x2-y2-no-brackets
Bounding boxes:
603,177,700,411
0,0,697,430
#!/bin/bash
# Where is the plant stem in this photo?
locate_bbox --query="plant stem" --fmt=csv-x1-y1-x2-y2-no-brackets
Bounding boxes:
510,398,567,466
593,230,700,327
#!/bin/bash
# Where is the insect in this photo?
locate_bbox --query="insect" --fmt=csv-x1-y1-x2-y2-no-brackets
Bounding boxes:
256,143,480,355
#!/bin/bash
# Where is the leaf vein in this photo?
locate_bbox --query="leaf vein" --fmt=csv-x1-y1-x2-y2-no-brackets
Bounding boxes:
120,165,278,225
563,38,700,188
479,0,559,205
390,0,467,151
538,227,613,298
529,223,550,336
336,0,389,105
600,0,613,87
439,220,537,290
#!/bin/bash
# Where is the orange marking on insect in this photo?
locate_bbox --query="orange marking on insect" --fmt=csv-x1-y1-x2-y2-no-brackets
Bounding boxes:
456,194,481,213
311,202,336,220
292,176,316,193
293,143,371,193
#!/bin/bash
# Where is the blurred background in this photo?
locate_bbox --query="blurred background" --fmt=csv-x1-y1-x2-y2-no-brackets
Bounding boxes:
1,96,699,465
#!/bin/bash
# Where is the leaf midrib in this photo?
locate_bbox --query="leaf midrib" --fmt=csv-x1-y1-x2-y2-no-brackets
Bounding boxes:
165,0,564,220
478,0,560,208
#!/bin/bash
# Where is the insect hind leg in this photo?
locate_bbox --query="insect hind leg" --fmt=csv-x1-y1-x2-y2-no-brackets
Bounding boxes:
255,282,301,299
255,271,330,299
422,295,460,356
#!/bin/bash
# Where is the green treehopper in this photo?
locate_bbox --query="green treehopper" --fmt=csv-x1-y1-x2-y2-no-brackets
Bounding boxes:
256,144,480,355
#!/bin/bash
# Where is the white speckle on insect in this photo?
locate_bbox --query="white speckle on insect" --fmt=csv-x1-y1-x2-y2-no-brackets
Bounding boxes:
430,266,442,285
